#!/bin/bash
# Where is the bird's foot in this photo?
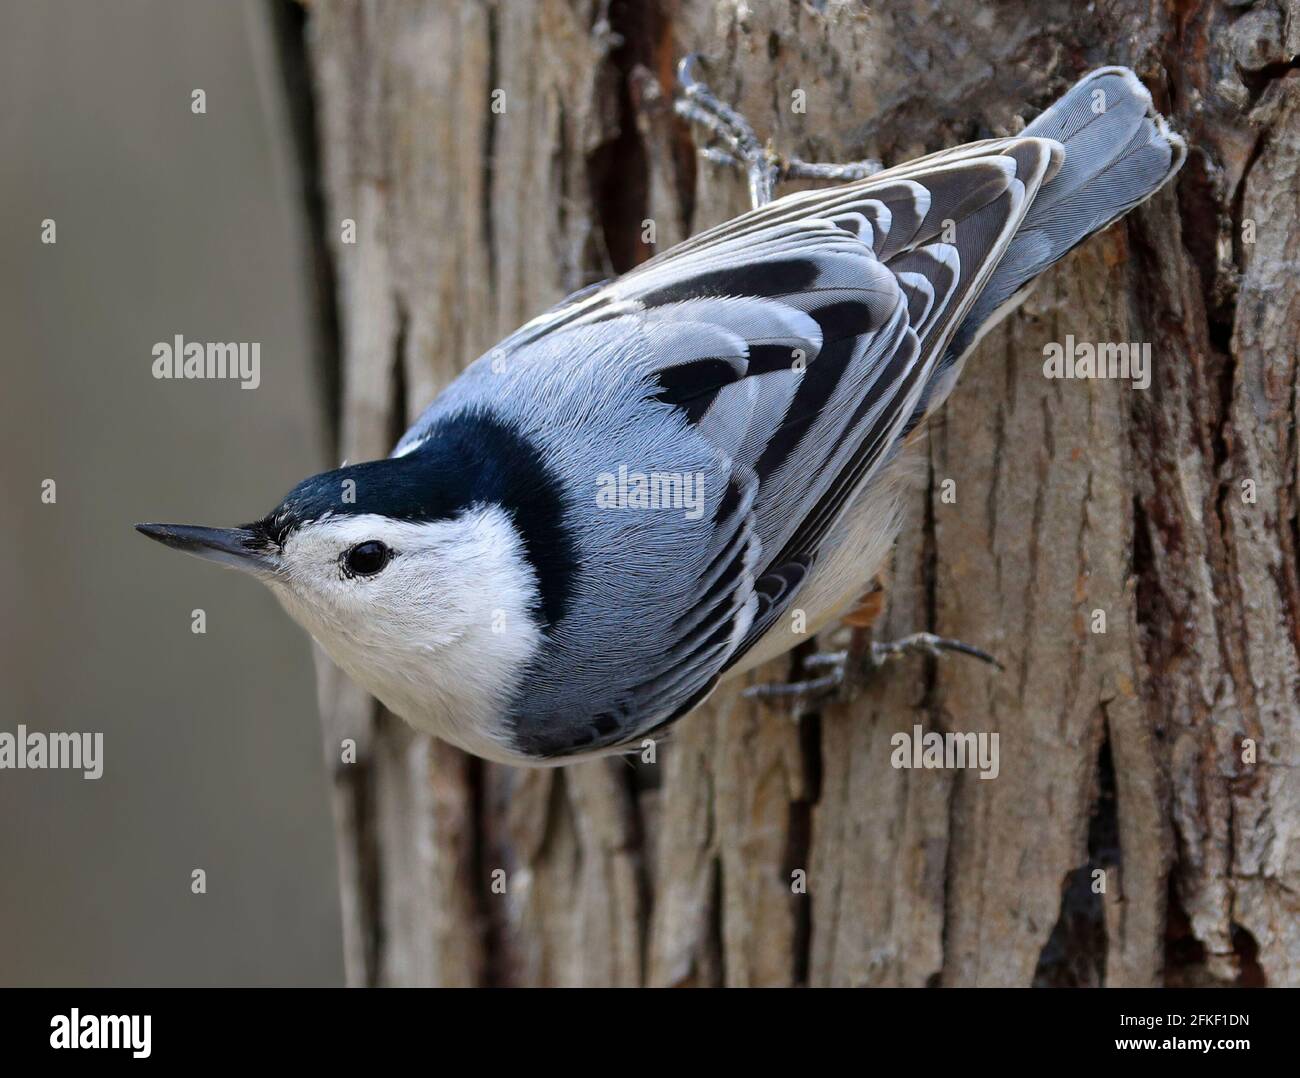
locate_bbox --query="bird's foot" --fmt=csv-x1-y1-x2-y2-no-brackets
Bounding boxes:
744,632,1002,708
742,649,849,703
868,631,1004,672
674,53,881,210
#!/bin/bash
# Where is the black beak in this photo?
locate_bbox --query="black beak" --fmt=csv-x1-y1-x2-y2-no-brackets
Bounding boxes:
135,523,279,576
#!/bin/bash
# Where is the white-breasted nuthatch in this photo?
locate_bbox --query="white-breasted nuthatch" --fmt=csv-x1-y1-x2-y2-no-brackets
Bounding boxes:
139,67,1184,765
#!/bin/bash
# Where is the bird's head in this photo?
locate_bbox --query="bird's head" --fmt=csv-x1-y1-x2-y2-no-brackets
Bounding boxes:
136,445,555,757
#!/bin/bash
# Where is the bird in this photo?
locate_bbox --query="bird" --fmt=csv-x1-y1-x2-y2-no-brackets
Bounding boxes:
138,65,1185,766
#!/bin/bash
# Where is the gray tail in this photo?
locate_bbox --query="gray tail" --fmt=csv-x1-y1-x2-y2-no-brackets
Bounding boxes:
931,67,1186,401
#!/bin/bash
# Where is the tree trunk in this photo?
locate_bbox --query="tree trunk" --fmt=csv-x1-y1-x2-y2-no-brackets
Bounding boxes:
280,0,1300,987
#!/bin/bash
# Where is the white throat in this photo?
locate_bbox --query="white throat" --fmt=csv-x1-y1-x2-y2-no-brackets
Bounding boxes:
267,505,544,762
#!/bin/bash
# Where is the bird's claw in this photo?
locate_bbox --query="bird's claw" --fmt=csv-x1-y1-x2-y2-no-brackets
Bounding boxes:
742,649,848,702
869,632,1004,672
674,53,881,210
744,632,1002,709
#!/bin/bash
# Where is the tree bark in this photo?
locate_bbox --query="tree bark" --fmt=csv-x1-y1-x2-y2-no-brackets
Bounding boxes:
282,0,1300,986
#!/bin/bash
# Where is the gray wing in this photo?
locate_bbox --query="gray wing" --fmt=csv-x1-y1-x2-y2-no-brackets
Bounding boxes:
409,136,1060,758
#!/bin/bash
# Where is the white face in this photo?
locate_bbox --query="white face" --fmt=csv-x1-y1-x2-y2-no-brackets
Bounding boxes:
263,505,543,760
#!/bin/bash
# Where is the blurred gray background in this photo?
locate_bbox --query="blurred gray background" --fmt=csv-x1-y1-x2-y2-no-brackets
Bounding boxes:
0,0,343,984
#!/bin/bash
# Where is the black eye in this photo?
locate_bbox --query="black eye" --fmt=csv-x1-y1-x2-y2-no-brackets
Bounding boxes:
342,540,391,578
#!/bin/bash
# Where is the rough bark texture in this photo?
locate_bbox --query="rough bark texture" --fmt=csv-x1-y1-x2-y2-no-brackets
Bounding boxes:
284,0,1299,986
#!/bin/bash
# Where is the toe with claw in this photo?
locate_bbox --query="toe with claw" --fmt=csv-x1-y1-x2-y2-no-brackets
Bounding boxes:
743,649,849,703
868,632,1004,672
674,53,882,210
744,632,1002,709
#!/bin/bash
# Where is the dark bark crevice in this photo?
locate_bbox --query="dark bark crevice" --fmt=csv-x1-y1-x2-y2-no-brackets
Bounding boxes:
784,710,819,986
346,751,383,987
361,707,394,987
1232,922,1267,987
467,756,503,987
1238,57,1300,109
268,0,343,456
587,0,655,274
1164,872,1210,986
625,757,655,985
1032,722,1118,987
706,849,726,987
387,297,409,448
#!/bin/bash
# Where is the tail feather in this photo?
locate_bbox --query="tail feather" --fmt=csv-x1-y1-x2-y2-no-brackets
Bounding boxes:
1016,67,1186,272
922,67,1186,411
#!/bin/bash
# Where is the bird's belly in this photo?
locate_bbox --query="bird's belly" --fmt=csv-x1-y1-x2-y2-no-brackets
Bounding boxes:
724,465,912,678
